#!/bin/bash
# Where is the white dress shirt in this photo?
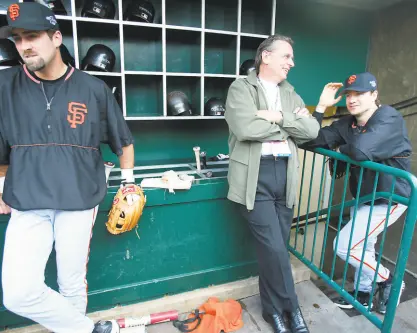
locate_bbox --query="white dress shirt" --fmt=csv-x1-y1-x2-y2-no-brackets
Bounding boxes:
258,77,283,156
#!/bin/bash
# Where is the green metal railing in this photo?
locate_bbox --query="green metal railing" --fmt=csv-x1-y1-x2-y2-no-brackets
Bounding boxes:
289,148,417,333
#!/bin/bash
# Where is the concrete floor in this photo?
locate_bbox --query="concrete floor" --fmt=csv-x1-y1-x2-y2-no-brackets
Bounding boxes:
121,279,417,333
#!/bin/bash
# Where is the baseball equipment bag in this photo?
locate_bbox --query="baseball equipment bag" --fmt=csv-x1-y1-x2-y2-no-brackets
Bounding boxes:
106,183,146,235
172,297,244,333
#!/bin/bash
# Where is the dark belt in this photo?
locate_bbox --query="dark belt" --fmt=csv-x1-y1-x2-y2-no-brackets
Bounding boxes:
261,155,289,161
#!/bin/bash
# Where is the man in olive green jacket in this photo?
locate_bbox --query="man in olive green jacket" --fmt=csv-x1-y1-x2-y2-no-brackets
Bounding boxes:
225,35,320,333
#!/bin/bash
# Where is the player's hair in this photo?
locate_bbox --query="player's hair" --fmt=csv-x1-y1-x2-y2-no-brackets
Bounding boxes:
46,29,60,40
372,90,381,107
255,34,294,74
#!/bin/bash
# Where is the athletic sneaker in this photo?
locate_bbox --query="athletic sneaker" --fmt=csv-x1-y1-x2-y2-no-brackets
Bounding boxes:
377,274,405,314
92,320,120,333
333,290,373,310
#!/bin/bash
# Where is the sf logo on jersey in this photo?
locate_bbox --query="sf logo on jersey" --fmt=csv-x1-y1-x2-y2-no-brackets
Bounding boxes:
67,102,88,128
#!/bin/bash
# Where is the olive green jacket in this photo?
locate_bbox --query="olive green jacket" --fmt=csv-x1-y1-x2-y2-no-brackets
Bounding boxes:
224,71,320,211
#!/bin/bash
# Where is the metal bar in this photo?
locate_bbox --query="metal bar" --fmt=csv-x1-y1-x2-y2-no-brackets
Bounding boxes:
297,192,409,224
302,152,316,256
294,150,307,249
312,148,415,184
382,181,417,332
311,155,327,263
368,180,396,312
319,159,338,271
341,166,364,289
330,162,351,280
354,172,379,300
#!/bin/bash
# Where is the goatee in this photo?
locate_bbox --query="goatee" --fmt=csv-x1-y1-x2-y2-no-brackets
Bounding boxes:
25,59,46,72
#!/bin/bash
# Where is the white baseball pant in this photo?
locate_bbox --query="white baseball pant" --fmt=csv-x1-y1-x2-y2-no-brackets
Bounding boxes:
1,207,98,333
333,203,407,293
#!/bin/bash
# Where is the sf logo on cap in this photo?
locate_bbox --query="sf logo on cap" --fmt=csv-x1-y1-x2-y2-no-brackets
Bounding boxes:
8,4,20,21
347,75,357,85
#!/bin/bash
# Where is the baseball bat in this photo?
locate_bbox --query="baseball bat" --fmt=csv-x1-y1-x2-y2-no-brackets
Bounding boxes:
92,162,115,222
193,146,201,172
116,310,179,328
104,161,115,184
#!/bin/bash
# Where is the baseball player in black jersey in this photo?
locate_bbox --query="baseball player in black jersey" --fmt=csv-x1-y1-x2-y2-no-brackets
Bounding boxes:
303,72,411,314
0,3,136,332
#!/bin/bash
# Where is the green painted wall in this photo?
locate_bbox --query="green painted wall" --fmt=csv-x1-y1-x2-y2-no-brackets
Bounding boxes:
274,0,371,107
100,120,231,165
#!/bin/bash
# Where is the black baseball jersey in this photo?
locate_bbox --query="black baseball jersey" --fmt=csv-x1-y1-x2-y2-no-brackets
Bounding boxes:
0,65,134,211
305,106,412,203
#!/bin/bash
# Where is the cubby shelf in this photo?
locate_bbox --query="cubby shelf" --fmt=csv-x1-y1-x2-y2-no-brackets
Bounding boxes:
84,71,122,77
0,0,278,120
125,116,225,120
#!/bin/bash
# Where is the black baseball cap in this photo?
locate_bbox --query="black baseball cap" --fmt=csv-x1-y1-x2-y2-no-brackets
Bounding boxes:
0,2,60,38
339,72,378,95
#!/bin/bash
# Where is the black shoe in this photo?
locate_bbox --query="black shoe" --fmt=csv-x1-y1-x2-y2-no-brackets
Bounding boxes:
377,275,405,314
92,320,120,333
288,307,309,333
262,311,291,333
333,290,373,310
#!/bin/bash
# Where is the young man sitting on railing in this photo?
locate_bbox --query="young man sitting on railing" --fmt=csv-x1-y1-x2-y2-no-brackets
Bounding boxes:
303,72,411,314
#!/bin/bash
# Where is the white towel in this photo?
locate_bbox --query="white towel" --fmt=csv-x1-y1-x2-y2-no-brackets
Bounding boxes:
140,170,194,193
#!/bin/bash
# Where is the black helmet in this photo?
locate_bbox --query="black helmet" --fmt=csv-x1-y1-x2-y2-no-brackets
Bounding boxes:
35,0,68,15
81,44,116,72
239,59,255,76
111,86,122,107
0,39,22,66
81,0,116,19
167,91,193,116
124,0,155,23
204,97,225,116
60,43,75,67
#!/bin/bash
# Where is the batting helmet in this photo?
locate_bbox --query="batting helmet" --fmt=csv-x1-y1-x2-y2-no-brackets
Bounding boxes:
204,97,225,116
239,59,255,76
60,43,75,67
81,44,116,72
124,0,155,23
111,86,122,107
167,91,193,116
81,0,116,19
0,39,22,66
34,0,68,15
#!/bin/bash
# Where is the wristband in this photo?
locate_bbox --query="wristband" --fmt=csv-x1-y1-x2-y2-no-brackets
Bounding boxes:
315,105,327,114
121,168,135,183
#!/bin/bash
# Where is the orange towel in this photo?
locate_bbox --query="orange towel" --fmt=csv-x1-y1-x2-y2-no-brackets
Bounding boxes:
181,297,244,333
